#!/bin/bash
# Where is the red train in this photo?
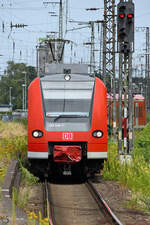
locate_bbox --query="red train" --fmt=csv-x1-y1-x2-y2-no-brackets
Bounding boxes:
107,94,146,130
28,64,107,177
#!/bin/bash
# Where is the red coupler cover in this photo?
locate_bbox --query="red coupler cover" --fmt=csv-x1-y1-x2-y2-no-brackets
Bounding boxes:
53,145,82,164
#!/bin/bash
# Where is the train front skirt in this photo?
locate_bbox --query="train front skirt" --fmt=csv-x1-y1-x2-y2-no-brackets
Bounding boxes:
53,145,82,164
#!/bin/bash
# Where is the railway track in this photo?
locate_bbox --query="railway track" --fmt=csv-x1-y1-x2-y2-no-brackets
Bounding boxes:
43,179,54,225
43,178,124,225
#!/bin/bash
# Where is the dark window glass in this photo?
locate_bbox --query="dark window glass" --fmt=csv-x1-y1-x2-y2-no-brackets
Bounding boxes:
41,80,94,118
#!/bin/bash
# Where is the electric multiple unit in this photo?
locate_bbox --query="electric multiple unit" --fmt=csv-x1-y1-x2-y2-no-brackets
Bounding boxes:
28,64,107,177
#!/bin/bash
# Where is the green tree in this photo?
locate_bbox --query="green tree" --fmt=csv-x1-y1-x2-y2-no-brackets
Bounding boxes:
0,61,36,110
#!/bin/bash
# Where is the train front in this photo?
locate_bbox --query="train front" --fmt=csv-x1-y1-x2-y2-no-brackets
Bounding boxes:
28,67,107,176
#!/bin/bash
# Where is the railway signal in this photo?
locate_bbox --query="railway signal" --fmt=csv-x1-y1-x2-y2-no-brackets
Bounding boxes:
117,1,134,49
117,0,135,159
126,2,134,43
117,3,126,42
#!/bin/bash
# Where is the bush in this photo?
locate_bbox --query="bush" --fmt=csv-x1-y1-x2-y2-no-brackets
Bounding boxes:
20,164,39,186
103,124,150,211
146,113,150,123
134,124,150,162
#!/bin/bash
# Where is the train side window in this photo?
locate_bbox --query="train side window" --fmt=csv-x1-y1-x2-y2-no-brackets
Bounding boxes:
135,103,138,118
139,106,142,118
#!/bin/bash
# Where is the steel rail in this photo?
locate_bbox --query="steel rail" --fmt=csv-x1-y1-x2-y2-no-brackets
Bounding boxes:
44,179,55,225
86,179,124,225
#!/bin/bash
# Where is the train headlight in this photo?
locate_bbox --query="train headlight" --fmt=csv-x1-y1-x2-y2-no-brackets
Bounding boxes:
64,74,71,81
92,130,103,138
32,130,43,138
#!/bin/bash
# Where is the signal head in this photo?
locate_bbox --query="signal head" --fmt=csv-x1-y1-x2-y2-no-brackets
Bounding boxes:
128,14,133,18
119,13,125,19
117,1,134,45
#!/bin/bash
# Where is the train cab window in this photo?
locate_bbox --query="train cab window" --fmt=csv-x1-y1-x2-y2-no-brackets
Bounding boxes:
41,80,95,121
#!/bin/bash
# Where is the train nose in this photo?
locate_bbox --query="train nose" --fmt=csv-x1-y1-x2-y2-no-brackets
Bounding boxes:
53,145,82,164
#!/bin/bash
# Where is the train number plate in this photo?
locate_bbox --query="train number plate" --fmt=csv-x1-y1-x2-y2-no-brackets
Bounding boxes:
62,132,73,140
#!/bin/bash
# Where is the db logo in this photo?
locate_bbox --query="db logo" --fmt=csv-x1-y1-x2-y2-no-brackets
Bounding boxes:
62,132,73,140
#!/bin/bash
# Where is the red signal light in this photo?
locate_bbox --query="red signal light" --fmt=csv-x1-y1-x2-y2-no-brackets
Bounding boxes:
127,14,133,18
119,13,125,19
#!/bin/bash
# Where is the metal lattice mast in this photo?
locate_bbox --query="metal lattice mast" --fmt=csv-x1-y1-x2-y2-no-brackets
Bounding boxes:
128,52,133,153
103,0,116,140
59,0,63,39
118,52,133,154
90,22,95,73
65,0,68,35
136,27,150,111
146,27,150,112
99,23,103,75
57,0,64,63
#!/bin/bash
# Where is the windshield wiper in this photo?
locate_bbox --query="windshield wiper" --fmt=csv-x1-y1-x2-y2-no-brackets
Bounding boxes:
54,114,88,122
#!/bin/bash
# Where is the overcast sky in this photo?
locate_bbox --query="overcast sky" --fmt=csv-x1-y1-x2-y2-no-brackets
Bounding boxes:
0,0,149,73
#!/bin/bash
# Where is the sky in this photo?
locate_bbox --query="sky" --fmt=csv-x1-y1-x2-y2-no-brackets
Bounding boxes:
0,0,149,74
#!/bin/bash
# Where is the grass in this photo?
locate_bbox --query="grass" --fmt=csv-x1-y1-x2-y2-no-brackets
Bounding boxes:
103,124,150,212
13,162,39,210
19,161,39,186
0,120,27,183
14,186,29,210
0,120,27,138
0,120,49,224
0,187,2,200
2,119,150,217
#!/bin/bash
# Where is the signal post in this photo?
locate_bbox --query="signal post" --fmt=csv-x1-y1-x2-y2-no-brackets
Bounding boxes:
117,0,134,159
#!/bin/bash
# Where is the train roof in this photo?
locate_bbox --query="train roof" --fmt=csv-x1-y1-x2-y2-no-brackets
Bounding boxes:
107,93,145,100
40,73,95,82
44,63,89,74
133,94,145,100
